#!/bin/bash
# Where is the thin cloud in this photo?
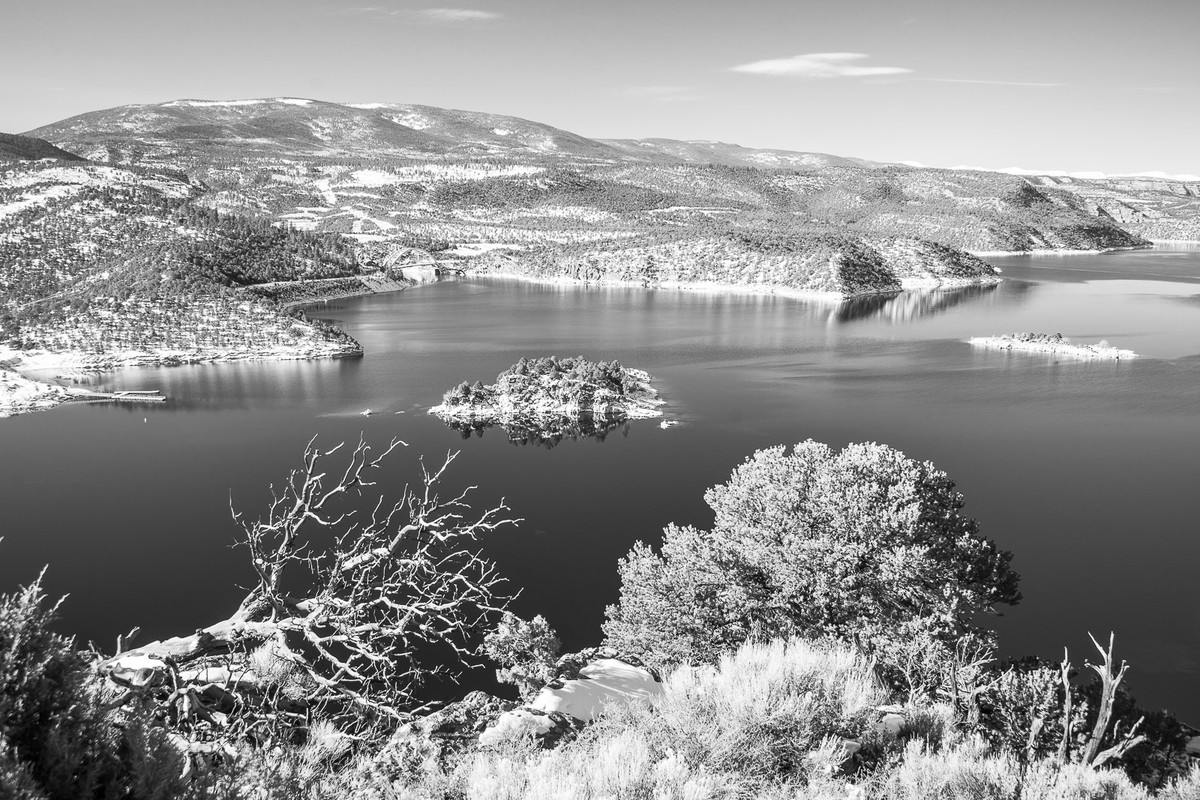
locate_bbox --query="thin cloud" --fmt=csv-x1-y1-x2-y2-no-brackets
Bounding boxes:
329,6,501,24
930,78,1062,88
416,8,501,23
731,53,912,79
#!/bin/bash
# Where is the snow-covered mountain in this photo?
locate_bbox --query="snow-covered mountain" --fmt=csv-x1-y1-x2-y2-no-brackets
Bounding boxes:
22,98,875,170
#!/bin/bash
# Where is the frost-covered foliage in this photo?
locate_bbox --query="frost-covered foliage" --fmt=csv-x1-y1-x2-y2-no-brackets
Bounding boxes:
483,612,562,701
0,570,185,799
604,440,1022,677
230,637,1200,800
976,655,1196,788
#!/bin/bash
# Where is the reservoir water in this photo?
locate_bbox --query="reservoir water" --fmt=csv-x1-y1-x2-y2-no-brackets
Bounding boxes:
2,247,1199,719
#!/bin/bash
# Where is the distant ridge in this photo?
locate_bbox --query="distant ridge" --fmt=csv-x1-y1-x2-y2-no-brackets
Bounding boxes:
0,132,85,162
24,98,878,170
23,98,633,162
14,96,1191,247
600,138,875,170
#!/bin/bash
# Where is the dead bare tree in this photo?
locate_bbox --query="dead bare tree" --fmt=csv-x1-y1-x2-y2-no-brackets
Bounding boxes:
98,436,515,753
1080,632,1146,768
1052,632,1146,768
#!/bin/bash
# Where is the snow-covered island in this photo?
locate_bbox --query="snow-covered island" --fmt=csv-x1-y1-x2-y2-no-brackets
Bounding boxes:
969,332,1138,360
430,356,665,445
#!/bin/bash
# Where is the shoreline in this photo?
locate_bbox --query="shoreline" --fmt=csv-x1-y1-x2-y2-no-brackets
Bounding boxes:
0,276,417,419
1,240,1182,419
0,363,166,418
467,269,1000,302
272,274,414,314
968,244,1150,258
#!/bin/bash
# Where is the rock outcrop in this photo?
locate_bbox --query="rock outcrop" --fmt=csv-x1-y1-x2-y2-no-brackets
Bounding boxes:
480,647,664,749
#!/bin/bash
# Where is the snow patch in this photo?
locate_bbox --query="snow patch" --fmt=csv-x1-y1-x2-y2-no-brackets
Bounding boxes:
347,102,390,109
348,169,401,187
273,97,312,106
386,112,432,130
445,242,527,256
530,659,662,722
492,128,513,136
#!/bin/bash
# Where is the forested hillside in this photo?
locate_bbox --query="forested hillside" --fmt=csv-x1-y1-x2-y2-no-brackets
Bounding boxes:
4,96,1193,383
0,132,85,162
0,161,362,362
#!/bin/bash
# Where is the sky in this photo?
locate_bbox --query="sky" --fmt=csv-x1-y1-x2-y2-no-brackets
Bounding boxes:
4,0,1198,176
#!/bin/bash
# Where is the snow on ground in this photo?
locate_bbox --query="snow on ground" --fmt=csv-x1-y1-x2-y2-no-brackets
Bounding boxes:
340,205,395,232
0,184,79,220
386,112,432,130
313,179,338,206
500,206,618,223
478,656,662,746
969,334,1138,360
648,206,739,215
349,169,402,187
493,128,513,136
531,659,662,721
308,119,334,142
274,98,313,106
444,242,527,256
0,362,73,418
346,102,389,110
366,163,543,183
162,99,264,108
2,165,192,200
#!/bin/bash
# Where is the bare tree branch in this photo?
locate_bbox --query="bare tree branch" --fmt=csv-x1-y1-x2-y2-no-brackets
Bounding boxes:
98,436,517,749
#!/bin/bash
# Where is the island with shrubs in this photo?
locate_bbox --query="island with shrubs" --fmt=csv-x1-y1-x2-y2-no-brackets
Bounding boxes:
969,332,1139,360
429,356,665,443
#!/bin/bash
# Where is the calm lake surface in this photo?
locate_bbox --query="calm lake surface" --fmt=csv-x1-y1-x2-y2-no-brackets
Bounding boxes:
2,247,1199,718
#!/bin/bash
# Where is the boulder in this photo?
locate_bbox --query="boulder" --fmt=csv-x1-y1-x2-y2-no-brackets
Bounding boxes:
480,647,663,749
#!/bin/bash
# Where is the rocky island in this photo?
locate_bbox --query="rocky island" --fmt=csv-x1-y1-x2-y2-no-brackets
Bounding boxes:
969,332,1138,360
430,356,665,444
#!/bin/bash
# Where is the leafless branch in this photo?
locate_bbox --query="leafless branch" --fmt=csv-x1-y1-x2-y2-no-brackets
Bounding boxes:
99,436,517,750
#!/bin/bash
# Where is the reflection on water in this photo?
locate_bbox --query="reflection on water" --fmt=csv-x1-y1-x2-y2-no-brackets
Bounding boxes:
832,282,1023,324
3,249,1200,723
444,414,632,449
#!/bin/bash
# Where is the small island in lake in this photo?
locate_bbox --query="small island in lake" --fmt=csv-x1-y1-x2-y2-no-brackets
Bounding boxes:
430,356,665,444
969,332,1138,360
